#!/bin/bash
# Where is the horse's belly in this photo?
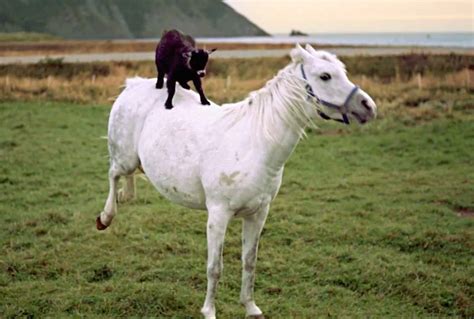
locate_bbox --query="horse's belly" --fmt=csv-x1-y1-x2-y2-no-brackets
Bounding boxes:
151,176,206,210
138,109,209,210
140,151,207,209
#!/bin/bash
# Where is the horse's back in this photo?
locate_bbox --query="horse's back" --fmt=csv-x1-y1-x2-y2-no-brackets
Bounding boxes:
109,77,219,148
108,77,219,209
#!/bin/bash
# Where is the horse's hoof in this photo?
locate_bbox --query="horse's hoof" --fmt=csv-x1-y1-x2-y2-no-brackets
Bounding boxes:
96,216,108,231
246,315,265,319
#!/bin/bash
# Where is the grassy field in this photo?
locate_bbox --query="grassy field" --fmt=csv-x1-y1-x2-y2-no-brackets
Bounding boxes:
0,54,473,317
1,100,473,318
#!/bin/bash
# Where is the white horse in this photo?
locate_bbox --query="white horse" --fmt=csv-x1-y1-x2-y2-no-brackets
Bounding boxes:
97,44,376,318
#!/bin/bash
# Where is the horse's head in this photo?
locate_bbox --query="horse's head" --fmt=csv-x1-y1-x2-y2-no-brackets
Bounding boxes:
291,44,376,124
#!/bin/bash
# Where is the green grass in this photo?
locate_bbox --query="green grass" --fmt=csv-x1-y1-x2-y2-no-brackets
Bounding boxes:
0,101,473,318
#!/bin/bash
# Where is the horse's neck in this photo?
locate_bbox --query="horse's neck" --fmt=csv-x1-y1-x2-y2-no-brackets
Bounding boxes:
260,122,302,174
222,63,314,173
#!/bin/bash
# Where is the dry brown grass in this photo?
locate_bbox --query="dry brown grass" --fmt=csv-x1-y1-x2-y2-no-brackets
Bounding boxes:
0,57,472,122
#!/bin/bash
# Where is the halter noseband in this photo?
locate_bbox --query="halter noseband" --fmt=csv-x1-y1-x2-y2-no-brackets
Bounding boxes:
300,63,359,125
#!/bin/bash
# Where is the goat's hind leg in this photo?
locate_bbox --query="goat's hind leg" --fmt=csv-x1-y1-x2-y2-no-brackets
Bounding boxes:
156,65,164,89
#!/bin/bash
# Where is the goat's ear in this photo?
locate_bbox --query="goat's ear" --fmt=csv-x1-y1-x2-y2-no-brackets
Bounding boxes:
207,48,217,54
182,51,192,59
290,43,312,63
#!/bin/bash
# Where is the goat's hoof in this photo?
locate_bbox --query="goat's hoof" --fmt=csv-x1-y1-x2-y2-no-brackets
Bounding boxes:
96,216,108,231
165,104,174,110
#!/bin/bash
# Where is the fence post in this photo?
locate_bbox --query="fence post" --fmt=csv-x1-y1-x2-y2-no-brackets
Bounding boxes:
466,68,471,88
225,75,231,91
416,73,423,90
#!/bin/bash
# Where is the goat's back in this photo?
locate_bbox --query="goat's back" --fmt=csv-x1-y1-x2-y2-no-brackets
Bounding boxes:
155,29,195,70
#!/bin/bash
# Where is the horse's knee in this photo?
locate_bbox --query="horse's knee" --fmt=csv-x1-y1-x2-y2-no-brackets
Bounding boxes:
244,262,255,273
207,263,222,281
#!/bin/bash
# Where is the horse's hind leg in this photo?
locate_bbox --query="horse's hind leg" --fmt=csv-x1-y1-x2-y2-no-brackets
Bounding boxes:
118,174,135,203
96,165,122,230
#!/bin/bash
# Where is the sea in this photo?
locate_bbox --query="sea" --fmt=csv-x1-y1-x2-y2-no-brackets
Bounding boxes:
197,32,473,48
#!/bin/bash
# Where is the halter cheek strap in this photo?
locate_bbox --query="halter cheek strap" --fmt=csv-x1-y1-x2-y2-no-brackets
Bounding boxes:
300,63,359,125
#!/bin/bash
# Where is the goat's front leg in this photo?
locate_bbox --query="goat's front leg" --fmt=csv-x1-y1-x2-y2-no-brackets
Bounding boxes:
192,77,210,105
240,205,269,318
201,205,233,319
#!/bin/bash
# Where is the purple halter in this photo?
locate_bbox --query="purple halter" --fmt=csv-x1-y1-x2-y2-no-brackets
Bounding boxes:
300,63,359,125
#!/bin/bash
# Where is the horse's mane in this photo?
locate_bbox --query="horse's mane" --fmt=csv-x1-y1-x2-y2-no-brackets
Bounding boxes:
219,63,316,143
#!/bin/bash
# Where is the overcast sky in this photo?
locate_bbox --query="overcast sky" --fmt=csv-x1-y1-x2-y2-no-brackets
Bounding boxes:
224,0,473,33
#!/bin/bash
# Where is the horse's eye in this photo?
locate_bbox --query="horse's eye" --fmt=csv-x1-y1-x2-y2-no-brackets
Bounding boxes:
320,73,331,81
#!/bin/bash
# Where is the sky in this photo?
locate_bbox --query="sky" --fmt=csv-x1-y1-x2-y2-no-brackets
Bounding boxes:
224,0,473,34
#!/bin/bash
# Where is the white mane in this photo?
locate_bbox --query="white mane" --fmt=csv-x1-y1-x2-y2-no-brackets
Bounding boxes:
220,63,316,143
218,50,351,143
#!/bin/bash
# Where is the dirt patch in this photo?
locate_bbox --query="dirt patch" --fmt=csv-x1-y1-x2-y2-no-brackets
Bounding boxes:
455,207,474,218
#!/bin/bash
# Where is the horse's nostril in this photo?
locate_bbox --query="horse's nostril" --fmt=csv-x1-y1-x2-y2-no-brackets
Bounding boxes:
361,99,371,111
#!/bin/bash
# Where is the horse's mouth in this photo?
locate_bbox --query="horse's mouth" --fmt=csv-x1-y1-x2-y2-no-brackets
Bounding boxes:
351,112,368,124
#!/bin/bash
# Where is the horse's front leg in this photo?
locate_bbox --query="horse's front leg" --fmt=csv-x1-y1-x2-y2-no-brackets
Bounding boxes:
240,205,269,318
201,205,233,319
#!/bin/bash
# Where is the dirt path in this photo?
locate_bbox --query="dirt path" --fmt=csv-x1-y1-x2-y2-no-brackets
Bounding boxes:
0,47,472,64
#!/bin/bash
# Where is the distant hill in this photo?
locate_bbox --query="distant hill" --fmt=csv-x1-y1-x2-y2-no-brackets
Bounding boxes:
0,0,268,39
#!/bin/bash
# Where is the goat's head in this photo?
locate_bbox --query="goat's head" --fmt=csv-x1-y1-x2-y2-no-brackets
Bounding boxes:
183,48,216,77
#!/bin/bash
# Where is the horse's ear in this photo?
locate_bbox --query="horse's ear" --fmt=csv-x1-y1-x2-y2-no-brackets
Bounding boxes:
305,44,318,56
290,43,312,63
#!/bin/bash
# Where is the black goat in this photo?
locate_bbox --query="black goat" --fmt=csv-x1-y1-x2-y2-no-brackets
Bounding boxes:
155,29,216,109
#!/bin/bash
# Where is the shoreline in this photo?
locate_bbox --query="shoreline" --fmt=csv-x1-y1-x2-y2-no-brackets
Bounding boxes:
0,38,472,65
